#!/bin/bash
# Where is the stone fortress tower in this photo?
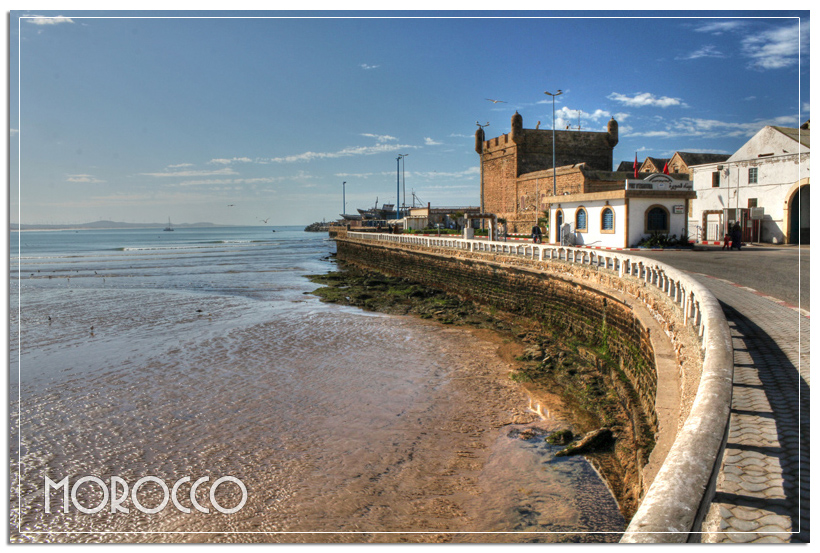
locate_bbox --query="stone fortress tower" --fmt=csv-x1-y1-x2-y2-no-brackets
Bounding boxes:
476,112,620,231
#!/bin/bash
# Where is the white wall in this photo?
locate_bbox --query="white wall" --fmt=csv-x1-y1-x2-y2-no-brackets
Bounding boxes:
550,200,626,248
690,126,810,243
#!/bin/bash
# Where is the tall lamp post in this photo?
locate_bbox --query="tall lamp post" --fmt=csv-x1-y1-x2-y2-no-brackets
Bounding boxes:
395,155,402,220
476,121,490,227
399,153,409,211
544,90,563,196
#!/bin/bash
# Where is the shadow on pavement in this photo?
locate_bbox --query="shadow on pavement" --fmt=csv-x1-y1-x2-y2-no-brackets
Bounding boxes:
712,302,809,543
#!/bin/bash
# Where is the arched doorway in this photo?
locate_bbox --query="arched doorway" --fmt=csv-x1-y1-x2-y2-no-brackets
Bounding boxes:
787,184,810,244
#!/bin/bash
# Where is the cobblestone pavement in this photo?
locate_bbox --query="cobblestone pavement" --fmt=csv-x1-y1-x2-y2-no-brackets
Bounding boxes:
689,275,809,543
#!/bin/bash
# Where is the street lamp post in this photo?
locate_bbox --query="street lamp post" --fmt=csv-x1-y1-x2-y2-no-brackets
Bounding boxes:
395,155,403,220
544,90,563,196
476,121,490,228
400,154,409,210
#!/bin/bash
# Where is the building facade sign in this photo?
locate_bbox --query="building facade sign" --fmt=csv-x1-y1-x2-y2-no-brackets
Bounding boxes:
625,174,693,191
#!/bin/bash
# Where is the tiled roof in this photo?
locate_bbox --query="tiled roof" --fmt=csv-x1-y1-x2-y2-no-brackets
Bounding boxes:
772,126,810,149
675,152,730,166
642,157,670,169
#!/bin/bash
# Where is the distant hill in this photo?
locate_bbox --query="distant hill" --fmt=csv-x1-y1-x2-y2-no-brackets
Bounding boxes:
10,220,224,231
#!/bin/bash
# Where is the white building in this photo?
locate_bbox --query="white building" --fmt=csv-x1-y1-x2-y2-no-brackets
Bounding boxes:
547,173,695,248
689,122,810,244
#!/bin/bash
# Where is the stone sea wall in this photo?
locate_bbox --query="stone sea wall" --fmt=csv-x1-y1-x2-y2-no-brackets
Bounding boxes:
335,238,659,436
332,231,734,543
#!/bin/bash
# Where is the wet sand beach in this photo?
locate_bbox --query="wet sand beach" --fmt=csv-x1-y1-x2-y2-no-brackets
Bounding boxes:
9,228,623,542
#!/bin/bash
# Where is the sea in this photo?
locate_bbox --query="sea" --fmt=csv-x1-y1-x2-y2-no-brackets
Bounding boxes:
8,225,623,543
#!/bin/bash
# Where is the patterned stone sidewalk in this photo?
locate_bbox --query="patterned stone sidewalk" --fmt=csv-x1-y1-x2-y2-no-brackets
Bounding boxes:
691,276,809,543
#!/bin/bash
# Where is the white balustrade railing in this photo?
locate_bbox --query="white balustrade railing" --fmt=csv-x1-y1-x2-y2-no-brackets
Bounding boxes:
349,232,715,348
345,231,734,542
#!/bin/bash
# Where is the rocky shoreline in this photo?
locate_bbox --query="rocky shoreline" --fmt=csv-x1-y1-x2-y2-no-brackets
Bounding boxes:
304,221,332,232
307,259,653,522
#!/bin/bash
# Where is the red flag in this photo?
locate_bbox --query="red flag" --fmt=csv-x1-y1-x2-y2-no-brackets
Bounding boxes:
663,162,669,175
633,153,638,178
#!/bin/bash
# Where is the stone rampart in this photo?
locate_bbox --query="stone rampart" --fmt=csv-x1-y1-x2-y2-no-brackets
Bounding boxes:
333,231,734,543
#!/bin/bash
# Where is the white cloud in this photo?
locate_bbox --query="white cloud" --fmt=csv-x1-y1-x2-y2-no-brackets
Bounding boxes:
413,167,479,180
550,107,615,131
176,176,291,187
676,44,726,61
10,128,19,137
424,137,442,146
360,63,380,70
692,20,747,35
742,22,807,70
208,157,254,165
626,130,679,139
167,163,193,168
268,143,418,163
608,92,686,108
141,167,238,177
176,178,236,187
625,114,800,140
587,109,612,121
334,172,379,179
25,15,75,25
66,174,104,183
361,133,397,143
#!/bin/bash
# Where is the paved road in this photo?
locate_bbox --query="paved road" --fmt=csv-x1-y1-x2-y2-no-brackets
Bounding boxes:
627,246,809,542
627,245,810,312
692,276,809,543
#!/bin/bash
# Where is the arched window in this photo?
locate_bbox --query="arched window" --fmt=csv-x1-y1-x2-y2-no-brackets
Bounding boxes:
575,207,588,232
645,205,669,233
601,207,615,232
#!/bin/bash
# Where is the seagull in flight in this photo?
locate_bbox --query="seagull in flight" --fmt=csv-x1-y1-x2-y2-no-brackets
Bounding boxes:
259,217,270,224
486,98,507,104
227,204,235,207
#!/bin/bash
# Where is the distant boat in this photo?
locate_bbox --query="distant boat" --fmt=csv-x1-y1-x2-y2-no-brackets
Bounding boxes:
163,217,174,231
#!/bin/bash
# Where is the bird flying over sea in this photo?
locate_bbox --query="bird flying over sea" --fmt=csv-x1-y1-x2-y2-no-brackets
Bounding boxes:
259,217,270,224
227,204,235,207
486,98,507,104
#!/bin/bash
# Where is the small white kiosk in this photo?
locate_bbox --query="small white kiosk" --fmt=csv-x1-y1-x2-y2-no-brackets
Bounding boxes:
548,173,695,248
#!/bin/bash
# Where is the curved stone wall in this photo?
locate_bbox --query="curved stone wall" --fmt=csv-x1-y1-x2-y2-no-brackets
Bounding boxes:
334,231,734,542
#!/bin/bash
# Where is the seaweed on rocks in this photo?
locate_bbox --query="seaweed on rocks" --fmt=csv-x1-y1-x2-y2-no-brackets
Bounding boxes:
307,262,652,522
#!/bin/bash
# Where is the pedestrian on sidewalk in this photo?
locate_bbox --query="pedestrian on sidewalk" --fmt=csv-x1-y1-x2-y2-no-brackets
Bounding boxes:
731,222,742,250
722,232,731,250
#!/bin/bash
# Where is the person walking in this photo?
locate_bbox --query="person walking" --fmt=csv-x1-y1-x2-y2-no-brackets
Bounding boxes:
731,221,742,250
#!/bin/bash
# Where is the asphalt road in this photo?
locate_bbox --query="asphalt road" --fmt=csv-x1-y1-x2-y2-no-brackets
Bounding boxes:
628,245,810,312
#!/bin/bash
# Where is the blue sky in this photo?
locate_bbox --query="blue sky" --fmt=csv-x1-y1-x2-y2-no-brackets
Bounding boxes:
9,10,810,226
